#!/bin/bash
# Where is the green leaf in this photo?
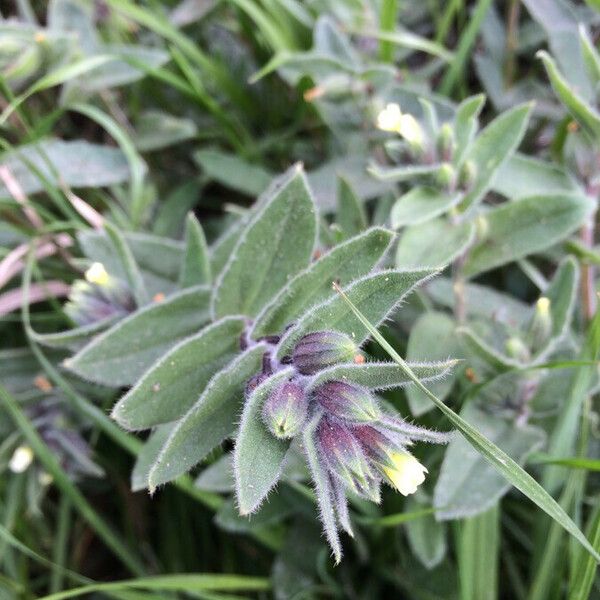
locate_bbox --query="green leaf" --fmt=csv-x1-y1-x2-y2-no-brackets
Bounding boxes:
493,154,577,200
336,176,367,237
463,194,594,277
538,50,600,143
147,345,266,489
194,149,272,196
434,403,545,519
112,316,246,429
332,284,600,562
456,505,500,600
104,222,149,307
251,227,393,338
131,424,175,492
179,213,211,287
66,285,211,387
31,316,118,350
212,165,317,318
405,495,447,570
457,326,520,370
0,140,131,199
369,162,443,183
460,103,533,211
36,574,270,600
307,360,458,392
453,94,485,165
406,312,458,416
79,230,183,297
396,219,475,269
391,187,461,229
133,110,198,152
569,502,600,600
234,369,294,515
277,269,434,357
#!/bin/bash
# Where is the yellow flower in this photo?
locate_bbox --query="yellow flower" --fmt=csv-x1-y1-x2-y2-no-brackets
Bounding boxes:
376,103,424,146
383,452,427,496
536,297,550,315
85,262,110,286
9,446,34,473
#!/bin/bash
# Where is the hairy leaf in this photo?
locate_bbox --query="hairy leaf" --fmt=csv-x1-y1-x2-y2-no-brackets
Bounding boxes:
112,316,246,429
213,165,317,318
66,286,211,386
391,187,461,228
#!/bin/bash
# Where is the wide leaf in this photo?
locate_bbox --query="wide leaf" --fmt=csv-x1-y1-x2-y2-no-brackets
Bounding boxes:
66,286,211,386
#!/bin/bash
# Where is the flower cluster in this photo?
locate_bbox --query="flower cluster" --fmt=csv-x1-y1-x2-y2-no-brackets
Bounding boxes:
65,262,135,326
247,328,450,559
375,101,477,192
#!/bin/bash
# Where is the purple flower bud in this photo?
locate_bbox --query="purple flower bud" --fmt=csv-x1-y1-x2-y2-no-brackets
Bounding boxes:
317,418,379,501
292,330,359,375
262,380,308,439
314,381,380,422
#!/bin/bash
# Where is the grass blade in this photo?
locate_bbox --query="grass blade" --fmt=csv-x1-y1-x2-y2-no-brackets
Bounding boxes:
332,282,600,562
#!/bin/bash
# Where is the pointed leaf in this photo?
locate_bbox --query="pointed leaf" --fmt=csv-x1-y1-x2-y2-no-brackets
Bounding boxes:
463,194,594,277
112,316,246,429
179,213,211,287
148,345,266,488
131,424,175,492
252,227,393,338
336,176,367,237
391,187,461,228
66,286,211,386
396,219,475,269
234,369,294,515
277,269,434,357
460,103,533,211
212,165,317,318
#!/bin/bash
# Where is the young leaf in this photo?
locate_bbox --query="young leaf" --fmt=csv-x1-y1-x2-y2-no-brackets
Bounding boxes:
463,193,594,277
396,219,475,269
538,50,600,143
251,227,393,338
31,316,119,350
307,360,458,392
391,187,461,229
131,424,175,492
336,176,367,237
212,165,318,319
234,369,295,515
179,213,211,287
459,103,533,211
66,285,211,386
453,94,485,166
147,345,266,488
277,268,435,357
111,316,246,429
332,283,600,561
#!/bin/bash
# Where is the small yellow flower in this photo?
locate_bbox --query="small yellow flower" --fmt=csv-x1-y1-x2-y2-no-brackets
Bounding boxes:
383,452,427,496
376,102,403,132
9,446,34,473
376,103,424,147
85,262,110,286
536,297,550,315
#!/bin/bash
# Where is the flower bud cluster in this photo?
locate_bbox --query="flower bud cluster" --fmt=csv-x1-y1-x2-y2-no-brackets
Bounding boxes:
250,329,443,503
64,262,136,326
375,102,477,193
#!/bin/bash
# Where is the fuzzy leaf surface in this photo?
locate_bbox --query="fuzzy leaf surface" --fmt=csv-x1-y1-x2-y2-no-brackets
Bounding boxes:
391,187,461,228
147,345,266,488
112,316,246,429
463,194,594,277
252,227,393,338
66,286,211,386
213,166,317,318
234,369,294,515
277,269,434,357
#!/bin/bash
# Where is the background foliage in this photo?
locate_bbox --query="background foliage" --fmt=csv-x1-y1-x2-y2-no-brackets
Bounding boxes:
2,0,600,598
